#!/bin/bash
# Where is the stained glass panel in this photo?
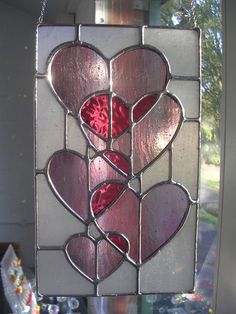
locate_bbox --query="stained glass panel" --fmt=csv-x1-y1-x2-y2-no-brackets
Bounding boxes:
36,25,200,296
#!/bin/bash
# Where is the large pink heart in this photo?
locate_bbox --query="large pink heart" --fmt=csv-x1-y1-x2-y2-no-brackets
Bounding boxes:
93,183,190,264
49,44,109,115
65,233,128,281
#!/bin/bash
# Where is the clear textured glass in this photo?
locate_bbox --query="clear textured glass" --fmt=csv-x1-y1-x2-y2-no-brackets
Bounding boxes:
36,79,64,169
144,28,200,76
36,26,75,73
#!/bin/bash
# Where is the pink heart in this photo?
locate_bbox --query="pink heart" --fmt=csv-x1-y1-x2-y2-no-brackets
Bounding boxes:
132,93,183,174
94,183,190,264
112,47,169,103
47,151,89,222
65,233,128,281
49,44,109,115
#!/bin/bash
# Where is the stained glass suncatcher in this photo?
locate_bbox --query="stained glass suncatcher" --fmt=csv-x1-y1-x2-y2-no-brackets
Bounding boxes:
36,25,200,296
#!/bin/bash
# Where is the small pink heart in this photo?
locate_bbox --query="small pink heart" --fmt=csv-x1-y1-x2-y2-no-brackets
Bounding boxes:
65,234,128,280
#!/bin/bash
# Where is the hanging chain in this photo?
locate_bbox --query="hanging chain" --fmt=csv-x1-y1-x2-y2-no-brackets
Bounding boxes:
38,0,48,24
189,0,197,28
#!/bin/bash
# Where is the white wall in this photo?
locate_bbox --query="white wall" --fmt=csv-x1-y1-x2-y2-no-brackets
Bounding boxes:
0,1,35,267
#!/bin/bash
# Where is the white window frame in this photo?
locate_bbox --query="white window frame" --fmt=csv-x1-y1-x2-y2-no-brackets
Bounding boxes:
215,1,236,312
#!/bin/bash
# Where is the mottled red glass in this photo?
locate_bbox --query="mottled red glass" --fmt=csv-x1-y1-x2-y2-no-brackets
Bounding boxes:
141,184,189,262
108,233,128,253
90,156,126,189
50,45,109,114
66,236,95,279
81,95,109,139
112,96,129,138
133,94,159,122
97,238,124,279
48,151,88,221
83,126,107,151
97,189,139,262
104,151,130,175
133,94,182,174
92,183,125,215
112,48,168,103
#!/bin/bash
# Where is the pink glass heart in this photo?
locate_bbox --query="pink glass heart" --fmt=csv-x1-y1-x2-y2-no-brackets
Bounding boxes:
47,151,88,221
141,183,190,262
66,234,127,280
49,45,109,115
95,183,190,265
112,47,168,103
96,189,139,262
90,156,126,190
132,94,183,174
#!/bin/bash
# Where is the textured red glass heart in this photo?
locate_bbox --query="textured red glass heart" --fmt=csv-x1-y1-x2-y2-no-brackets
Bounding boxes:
112,96,129,138
112,47,168,103
66,235,126,280
47,151,88,221
81,95,129,141
133,94,160,122
91,183,125,215
49,45,109,115
133,94,183,174
104,151,131,175
81,95,109,139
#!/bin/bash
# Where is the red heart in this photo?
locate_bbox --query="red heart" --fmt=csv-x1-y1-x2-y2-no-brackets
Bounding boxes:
65,233,128,281
81,94,129,141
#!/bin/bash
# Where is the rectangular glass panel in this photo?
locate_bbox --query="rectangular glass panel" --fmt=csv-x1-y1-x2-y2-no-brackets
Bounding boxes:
36,25,200,296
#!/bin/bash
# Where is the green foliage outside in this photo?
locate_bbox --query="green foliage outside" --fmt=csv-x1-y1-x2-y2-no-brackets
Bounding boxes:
160,0,222,166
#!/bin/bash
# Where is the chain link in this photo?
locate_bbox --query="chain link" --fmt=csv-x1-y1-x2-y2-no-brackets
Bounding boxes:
189,0,197,28
38,0,48,24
